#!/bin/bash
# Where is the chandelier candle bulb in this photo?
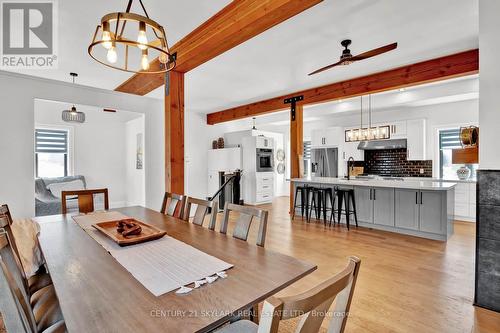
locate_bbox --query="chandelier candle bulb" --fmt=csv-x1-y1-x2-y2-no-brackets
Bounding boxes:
141,49,149,70
107,45,118,63
137,21,148,50
101,21,112,49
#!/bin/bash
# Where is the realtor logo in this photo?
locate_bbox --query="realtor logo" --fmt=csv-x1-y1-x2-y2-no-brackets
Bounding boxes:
1,0,58,69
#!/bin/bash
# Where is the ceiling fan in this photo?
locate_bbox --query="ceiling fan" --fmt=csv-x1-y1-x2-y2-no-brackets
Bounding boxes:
308,39,398,76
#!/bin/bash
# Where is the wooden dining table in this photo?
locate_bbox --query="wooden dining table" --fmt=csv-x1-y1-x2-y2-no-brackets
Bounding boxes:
34,206,317,333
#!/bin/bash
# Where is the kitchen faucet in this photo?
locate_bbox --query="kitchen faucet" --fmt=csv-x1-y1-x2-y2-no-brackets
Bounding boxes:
347,157,355,180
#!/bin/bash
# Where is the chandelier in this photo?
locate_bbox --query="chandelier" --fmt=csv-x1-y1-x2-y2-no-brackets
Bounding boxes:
345,95,390,142
88,0,176,74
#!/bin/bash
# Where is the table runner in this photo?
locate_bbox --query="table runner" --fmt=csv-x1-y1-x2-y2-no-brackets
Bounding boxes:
73,212,233,296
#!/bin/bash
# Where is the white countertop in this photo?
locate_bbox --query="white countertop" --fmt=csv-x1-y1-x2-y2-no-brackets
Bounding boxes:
290,177,457,191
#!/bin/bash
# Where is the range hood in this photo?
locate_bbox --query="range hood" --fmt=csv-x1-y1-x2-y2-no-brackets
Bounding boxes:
357,139,407,150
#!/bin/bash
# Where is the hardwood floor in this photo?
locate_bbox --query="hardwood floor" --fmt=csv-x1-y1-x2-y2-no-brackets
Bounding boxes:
218,196,500,333
2,197,498,333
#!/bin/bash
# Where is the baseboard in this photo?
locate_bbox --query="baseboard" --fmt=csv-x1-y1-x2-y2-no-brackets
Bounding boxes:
454,216,476,222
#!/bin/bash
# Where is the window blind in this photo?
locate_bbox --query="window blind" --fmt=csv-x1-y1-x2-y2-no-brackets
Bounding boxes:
303,141,311,159
439,129,461,149
35,129,68,154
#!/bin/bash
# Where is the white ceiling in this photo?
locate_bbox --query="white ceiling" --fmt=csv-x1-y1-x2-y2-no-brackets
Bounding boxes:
182,0,478,114
9,0,478,117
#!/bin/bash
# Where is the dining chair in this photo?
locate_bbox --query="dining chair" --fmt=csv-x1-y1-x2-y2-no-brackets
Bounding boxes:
0,231,66,333
61,188,109,214
220,203,268,247
183,197,218,230
0,204,52,296
160,192,187,219
216,256,361,333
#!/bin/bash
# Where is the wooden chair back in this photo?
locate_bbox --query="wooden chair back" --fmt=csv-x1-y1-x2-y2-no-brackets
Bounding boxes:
220,203,268,247
0,231,38,333
258,256,361,333
160,192,186,219
184,197,218,230
61,188,109,214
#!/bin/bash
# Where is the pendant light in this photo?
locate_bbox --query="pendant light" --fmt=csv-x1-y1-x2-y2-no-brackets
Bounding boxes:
344,94,390,142
62,73,86,124
88,0,176,74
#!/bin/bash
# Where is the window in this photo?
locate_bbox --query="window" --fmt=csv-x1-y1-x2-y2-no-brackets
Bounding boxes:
35,128,70,178
303,141,311,177
439,128,478,179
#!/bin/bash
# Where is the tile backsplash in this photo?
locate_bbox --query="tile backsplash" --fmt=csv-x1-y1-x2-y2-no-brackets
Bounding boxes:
363,148,432,177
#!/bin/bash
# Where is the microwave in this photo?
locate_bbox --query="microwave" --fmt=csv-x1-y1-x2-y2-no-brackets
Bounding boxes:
256,148,274,172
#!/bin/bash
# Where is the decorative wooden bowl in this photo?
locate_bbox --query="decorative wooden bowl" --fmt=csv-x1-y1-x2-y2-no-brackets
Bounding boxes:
93,219,166,246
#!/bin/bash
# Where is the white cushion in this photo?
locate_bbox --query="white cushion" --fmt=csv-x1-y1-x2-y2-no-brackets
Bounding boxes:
46,180,84,198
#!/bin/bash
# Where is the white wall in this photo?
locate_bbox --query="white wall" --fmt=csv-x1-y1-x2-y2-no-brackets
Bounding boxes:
479,0,500,169
184,112,232,199
126,117,146,206
0,71,163,218
35,100,144,208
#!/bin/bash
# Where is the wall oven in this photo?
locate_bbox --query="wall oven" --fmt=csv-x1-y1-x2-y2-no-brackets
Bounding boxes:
256,148,274,172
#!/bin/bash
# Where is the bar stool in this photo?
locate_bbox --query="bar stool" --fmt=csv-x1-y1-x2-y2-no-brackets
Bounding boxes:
292,184,309,220
308,187,335,225
336,188,358,230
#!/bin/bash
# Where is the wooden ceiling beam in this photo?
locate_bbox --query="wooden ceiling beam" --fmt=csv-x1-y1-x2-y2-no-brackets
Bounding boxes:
206,49,479,125
115,0,323,95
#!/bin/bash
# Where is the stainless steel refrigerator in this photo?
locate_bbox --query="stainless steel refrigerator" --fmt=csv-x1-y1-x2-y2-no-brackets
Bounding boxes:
311,148,338,177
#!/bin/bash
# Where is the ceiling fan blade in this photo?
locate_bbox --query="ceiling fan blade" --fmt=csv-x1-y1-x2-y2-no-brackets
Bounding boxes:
308,59,344,76
350,42,397,61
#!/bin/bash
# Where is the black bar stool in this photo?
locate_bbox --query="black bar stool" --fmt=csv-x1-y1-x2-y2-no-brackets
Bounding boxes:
292,184,309,220
336,188,358,230
308,187,335,225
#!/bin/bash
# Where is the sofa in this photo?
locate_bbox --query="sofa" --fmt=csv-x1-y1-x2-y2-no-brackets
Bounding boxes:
35,175,87,216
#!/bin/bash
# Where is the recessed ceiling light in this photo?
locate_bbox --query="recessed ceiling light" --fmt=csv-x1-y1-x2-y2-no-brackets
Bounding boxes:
399,88,406,92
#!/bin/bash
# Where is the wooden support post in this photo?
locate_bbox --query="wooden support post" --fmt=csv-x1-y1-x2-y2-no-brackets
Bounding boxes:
165,71,184,194
289,104,303,215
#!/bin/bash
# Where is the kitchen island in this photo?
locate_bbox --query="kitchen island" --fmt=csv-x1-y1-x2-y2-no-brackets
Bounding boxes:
291,177,456,241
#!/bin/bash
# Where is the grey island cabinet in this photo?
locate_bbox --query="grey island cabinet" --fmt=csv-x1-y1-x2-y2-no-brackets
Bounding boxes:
291,177,456,241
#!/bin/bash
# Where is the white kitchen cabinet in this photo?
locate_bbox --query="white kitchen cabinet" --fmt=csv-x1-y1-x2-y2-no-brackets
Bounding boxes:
353,187,395,226
390,121,407,138
406,119,426,160
373,187,395,227
311,127,342,148
419,190,445,234
256,136,273,149
354,187,373,223
453,182,477,222
395,189,449,235
395,189,420,230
